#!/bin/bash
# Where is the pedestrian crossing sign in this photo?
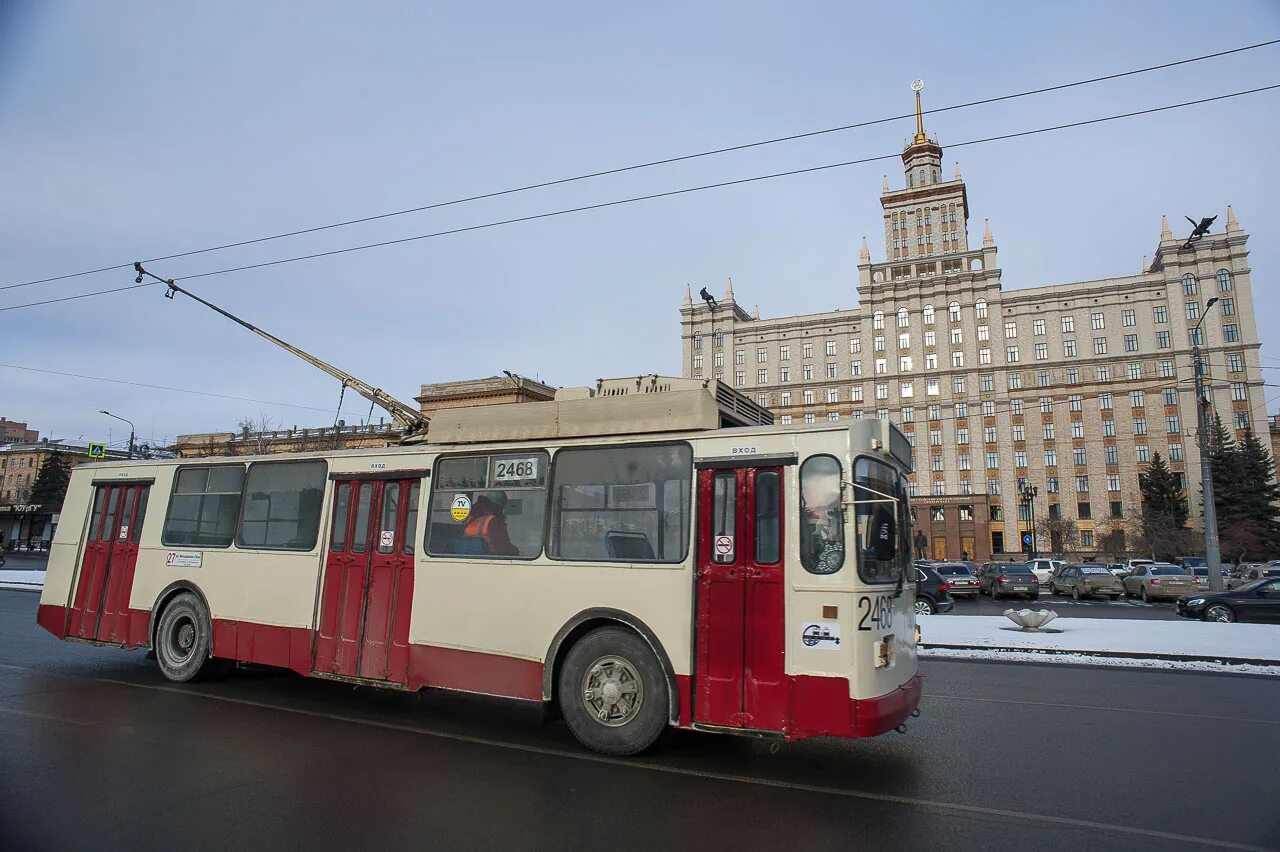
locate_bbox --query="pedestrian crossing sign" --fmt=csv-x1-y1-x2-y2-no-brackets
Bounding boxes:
88,443,106,459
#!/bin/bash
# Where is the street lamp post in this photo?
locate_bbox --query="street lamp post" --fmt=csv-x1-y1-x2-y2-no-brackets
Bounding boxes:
1020,482,1039,559
99,410,135,460
1192,297,1223,592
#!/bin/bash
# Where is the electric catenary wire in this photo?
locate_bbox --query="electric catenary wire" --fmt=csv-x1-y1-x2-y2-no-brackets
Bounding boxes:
4,84,1277,313
2,38,1276,294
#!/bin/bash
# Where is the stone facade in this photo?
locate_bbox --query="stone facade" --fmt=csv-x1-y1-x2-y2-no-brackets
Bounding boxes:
679,100,1264,561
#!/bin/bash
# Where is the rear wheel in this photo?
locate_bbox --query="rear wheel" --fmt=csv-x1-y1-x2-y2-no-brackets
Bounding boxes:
1140,586,1150,603
914,597,935,616
1071,586,1082,601
558,627,668,755
154,592,218,682
1204,604,1235,623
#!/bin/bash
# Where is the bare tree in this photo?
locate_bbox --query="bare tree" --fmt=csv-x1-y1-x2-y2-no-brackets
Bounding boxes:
235,413,279,456
1035,515,1079,558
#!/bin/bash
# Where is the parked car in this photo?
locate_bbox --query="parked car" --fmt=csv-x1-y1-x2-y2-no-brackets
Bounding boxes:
1226,566,1280,590
913,565,955,615
932,562,979,598
1176,577,1280,623
979,562,1040,600
1026,558,1065,584
1121,558,1155,577
1189,566,1231,589
1106,562,1127,577
1123,563,1197,602
1051,564,1124,600
1177,556,1207,571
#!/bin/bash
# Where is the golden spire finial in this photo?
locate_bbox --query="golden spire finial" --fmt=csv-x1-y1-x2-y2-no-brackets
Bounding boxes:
911,79,926,144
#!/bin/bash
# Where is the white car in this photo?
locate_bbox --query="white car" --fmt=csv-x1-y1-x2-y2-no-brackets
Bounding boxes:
1026,558,1065,584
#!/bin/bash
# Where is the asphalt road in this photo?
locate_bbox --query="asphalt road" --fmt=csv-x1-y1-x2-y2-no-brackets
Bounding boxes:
2,589,1277,851
945,589,1184,620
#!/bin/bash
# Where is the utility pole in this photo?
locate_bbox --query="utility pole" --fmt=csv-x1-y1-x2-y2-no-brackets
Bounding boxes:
1020,481,1039,559
1192,297,1222,591
100,410,135,460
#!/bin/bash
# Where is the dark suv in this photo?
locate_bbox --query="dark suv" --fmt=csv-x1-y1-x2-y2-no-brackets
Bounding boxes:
914,564,955,615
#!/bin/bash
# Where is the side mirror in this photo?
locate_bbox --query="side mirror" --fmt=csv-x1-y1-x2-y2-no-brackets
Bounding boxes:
871,509,896,561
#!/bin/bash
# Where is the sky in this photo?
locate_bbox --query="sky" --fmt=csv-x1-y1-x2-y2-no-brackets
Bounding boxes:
2,1,1279,450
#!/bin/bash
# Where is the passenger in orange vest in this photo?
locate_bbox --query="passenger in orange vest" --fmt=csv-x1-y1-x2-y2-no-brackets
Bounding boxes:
462,492,519,556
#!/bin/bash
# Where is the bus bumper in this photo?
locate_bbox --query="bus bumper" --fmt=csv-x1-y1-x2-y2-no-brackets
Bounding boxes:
851,672,923,737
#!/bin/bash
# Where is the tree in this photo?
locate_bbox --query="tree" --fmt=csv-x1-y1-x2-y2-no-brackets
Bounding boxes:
29,451,72,508
1035,515,1078,557
1223,428,1280,561
1139,452,1189,561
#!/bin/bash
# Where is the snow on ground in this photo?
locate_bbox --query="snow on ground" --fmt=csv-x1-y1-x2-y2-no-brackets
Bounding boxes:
920,647,1280,676
919,613,1280,664
0,570,45,591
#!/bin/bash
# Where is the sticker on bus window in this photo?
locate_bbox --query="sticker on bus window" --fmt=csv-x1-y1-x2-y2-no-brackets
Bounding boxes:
379,530,394,549
492,456,540,484
450,494,472,522
714,535,734,556
801,621,842,649
118,525,129,541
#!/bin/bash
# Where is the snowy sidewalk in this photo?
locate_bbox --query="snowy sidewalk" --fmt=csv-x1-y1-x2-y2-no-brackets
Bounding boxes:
0,570,45,592
919,613,1280,673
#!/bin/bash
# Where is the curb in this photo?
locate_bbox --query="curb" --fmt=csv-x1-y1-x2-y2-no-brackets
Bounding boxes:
921,643,1280,668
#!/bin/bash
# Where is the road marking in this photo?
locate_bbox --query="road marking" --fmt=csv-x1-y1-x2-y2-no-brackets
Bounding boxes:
0,706,98,727
0,660,1262,851
924,693,1280,726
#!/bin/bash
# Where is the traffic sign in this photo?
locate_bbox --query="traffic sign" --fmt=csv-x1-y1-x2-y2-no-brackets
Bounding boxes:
87,442,106,459
1022,533,1032,545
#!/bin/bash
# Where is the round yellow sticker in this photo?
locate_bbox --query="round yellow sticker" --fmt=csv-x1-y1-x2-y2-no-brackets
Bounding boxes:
450,494,472,522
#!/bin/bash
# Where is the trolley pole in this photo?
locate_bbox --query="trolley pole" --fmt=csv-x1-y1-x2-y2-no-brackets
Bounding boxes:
1192,297,1223,591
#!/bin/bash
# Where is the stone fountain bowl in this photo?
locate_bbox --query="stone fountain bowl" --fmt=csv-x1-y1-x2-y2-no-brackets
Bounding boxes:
1003,609,1061,632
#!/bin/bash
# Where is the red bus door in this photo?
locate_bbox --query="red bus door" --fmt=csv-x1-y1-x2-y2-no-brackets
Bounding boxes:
68,482,149,643
694,466,787,731
314,478,418,683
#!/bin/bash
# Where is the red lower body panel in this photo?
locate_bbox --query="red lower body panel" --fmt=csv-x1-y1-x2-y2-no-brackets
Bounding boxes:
783,672,924,740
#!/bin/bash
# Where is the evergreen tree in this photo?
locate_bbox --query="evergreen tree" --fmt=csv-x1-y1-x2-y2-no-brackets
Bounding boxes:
1234,428,1280,554
1205,414,1244,534
1139,453,1189,560
29,451,72,507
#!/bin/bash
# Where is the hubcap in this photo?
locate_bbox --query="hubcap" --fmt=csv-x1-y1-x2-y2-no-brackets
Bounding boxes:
914,601,931,615
581,655,643,728
1208,606,1231,623
166,614,196,665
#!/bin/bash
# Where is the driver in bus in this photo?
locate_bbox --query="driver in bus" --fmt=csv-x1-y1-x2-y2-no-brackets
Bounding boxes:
462,491,519,556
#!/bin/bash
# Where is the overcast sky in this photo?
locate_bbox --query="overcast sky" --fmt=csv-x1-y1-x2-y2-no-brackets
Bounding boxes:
2,1,1278,450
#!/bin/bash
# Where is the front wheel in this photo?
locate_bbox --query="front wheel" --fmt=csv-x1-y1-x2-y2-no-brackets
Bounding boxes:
154,592,218,682
1204,604,1235,623
1140,586,1150,603
559,627,669,755
914,598,936,616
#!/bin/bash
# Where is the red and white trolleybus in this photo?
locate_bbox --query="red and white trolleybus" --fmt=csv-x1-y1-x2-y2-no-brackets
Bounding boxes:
37,377,921,755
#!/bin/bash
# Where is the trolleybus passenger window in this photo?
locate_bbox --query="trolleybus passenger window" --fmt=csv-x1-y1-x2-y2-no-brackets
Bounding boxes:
88,487,106,539
330,483,351,552
853,458,908,583
712,472,735,563
236,460,327,551
403,482,419,555
548,443,692,563
378,483,400,554
755,470,781,565
800,455,844,574
100,488,119,542
162,465,245,548
426,452,549,559
352,483,373,554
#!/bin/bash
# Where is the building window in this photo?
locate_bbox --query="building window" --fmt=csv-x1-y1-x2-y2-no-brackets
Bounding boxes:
1162,387,1178,406
986,452,999,469
1034,342,1048,360
1036,370,1050,387
1230,382,1248,402
1073,448,1087,467
925,353,938,369
850,338,861,354
803,365,814,380
923,304,935,324
1013,424,1026,441
984,426,998,443
931,454,943,472
1217,269,1232,291
692,354,703,371
1008,373,1023,390
977,325,990,341
873,312,884,330
1064,340,1076,357
692,334,703,350
1045,449,1057,467
1100,392,1113,410
1103,419,1115,437
900,405,913,421
875,383,888,400
780,344,790,360
1133,419,1147,436
988,479,1001,496
780,415,792,424
1186,301,1201,321
1169,443,1183,462
1156,331,1170,348
1071,421,1084,439
1097,365,1110,382
1076,476,1090,492
926,379,940,396
735,350,745,365
714,352,724,368
1032,318,1046,336
803,389,815,405
897,308,909,328
957,427,969,443
929,404,942,420
757,347,768,363
1127,363,1141,380
874,336,885,352
949,301,961,322
1136,445,1150,463
1153,305,1168,324
976,299,989,319
952,328,964,346
827,362,839,378
1010,398,1024,415
826,340,837,356
1121,309,1136,328
757,369,768,384
1091,312,1105,330
714,330,724,348
828,412,840,422
980,374,994,393
852,360,862,376
804,412,816,424
803,342,814,359
1093,337,1107,355
1166,415,1180,433
1066,368,1080,385
780,367,790,382
1124,334,1138,353
1105,446,1118,465
851,386,863,402
954,376,966,394
955,402,968,418
1077,502,1092,520
1224,324,1239,343
1042,423,1054,440
780,391,792,406
1182,274,1198,296
735,371,745,386
1037,396,1051,414
958,453,971,470
1004,321,1017,339
1006,345,1020,363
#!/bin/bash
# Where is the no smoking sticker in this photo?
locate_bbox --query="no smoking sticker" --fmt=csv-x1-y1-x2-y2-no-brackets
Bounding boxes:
450,494,472,522
714,535,734,555
379,530,394,549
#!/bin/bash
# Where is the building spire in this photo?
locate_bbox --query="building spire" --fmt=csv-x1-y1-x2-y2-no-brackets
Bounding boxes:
882,174,889,192
1226,204,1240,232
753,304,761,320
682,283,692,307
982,218,994,247
1141,255,1148,274
724,277,734,301
859,235,870,263
1160,214,1172,241
911,79,926,144
954,161,961,180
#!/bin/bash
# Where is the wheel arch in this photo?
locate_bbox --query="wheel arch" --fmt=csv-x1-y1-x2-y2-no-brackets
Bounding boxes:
543,608,680,726
147,580,213,655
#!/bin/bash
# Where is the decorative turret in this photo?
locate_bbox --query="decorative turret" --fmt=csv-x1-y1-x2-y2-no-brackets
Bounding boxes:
860,235,870,264
1226,205,1240,233
724,277,735,301
1161,214,1172,242
682,283,692,307
983,218,994,248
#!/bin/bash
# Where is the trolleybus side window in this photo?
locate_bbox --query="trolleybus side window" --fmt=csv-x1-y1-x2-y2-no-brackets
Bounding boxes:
330,483,352,552
755,470,781,565
426,451,549,559
852,457,908,583
403,482,419,555
712,472,735,563
162,464,245,548
236,460,327,551
351,483,373,554
131,489,148,543
800,455,844,574
549,443,692,563
377,483,401,554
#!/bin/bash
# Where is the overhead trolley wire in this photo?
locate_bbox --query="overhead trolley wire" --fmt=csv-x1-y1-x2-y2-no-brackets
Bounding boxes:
2,38,1276,294
3,83,1276,314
